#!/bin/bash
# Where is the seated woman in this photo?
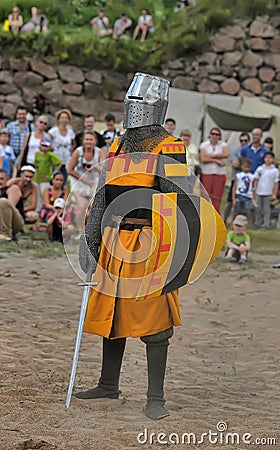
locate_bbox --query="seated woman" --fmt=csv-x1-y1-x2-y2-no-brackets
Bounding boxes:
22,7,49,33
132,9,154,42
8,6,23,34
40,171,68,224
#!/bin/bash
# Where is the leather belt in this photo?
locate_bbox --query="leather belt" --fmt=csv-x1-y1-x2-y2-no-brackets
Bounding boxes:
111,215,151,227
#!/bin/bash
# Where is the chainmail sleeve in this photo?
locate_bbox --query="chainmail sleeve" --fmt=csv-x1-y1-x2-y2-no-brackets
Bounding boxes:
79,164,107,274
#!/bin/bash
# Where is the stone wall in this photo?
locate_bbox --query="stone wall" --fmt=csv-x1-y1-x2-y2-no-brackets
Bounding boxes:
1,15,280,128
163,15,280,104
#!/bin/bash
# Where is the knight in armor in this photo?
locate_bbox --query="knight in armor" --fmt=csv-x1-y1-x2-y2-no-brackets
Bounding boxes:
77,73,226,419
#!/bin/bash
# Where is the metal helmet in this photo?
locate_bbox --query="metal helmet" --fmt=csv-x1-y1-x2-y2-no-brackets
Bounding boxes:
123,72,170,129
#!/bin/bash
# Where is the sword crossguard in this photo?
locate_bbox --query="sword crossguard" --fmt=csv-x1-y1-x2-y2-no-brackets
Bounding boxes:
76,282,98,287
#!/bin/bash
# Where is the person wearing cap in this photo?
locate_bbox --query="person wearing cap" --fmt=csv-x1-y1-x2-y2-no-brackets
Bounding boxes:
16,115,49,172
225,215,250,263
7,165,38,223
34,136,61,210
46,197,73,243
48,109,76,185
0,128,16,178
113,13,132,40
0,168,24,240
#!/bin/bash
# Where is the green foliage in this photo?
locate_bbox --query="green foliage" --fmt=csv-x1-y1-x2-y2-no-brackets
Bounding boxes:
0,0,274,73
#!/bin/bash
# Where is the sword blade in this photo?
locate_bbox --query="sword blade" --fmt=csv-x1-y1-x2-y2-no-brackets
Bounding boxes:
65,271,97,409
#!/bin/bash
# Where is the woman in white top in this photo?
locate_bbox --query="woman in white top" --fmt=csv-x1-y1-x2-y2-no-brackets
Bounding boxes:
68,131,102,234
199,127,229,212
132,9,154,42
48,109,76,184
17,115,48,171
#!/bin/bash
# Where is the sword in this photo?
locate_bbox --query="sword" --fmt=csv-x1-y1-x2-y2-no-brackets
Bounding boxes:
65,268,98,409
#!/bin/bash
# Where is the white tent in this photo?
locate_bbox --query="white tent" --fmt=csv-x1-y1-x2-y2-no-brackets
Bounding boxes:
167,88,280,157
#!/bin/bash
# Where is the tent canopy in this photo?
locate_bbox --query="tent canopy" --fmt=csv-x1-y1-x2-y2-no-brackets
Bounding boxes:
206,105,273,132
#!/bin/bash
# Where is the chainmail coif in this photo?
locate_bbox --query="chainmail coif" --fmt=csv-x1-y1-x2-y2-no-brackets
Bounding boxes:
118,125,170,161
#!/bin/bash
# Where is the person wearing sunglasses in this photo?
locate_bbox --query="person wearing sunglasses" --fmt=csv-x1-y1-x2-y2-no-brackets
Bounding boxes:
199,127,229,212
223,132,250,224
16,115,49,172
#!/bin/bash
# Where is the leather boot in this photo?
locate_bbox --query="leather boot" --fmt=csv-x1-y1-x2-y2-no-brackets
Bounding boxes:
145,340,170,420
75,337,126,400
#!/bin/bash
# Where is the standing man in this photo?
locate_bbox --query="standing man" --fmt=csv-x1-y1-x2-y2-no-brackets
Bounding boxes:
8,165,38,223
101,113,124,153
240,128,268,174
75,73,226,420
6,106,35,159
75,115,106,157
0,169,24,240
164,118,176,135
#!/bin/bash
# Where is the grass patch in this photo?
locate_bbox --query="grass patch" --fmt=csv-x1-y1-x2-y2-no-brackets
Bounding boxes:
0,238,65,259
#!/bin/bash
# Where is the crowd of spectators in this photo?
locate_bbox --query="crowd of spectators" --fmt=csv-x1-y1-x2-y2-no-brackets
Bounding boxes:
0,106,279,261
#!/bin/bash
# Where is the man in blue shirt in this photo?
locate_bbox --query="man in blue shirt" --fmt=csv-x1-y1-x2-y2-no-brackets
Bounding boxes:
240,128,267,173
6,106,35,158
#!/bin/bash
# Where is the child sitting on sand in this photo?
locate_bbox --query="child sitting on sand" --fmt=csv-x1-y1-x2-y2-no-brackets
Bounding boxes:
225,214,251,263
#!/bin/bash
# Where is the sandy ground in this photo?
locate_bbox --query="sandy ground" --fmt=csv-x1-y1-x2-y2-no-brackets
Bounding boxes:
0,246,280,450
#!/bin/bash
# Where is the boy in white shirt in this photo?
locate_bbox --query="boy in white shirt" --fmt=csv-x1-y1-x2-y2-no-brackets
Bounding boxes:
253,151,279,229
232,157,254,220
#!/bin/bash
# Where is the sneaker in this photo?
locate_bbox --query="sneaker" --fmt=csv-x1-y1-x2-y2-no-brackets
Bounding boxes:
225,255,236,262
0,234,12,241
239,255,247,264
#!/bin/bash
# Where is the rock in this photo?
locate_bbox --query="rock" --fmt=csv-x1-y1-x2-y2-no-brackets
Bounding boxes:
239,90,255,98
247,38,267,51
42,80,63,95
258,67,275,83
167,59,184,70
57,65,84,83
198,78,219,93
222,51,242,66
197,52,217,65
0,56,2,70
263,54,280,69
2,103,16,118
270,37,280,53
30,60,57,79
85,70,102,84
0,71,14,84
238,67,258,79
221,78,240,95
221,66,238,77
111,90,126,102
6,94,22,105
273,82,280,95
84,82,104,99
14,71,44,88
172,76,195,90
62,83,82,95
64,95,91,116
0,83,20,95
211,33,236,53
223,25,245,39
242,50,263,68
209,75,226,82
272,94,280,105
1,59,10,70
242,78,262,95
270,16,280,28
9,58,29,71
22,87,36,103
249,20,275,38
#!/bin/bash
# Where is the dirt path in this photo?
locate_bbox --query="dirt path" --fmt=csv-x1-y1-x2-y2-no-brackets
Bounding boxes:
0,249,279,449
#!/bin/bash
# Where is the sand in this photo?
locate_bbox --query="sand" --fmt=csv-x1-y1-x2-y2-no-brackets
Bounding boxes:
0,248,279,450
